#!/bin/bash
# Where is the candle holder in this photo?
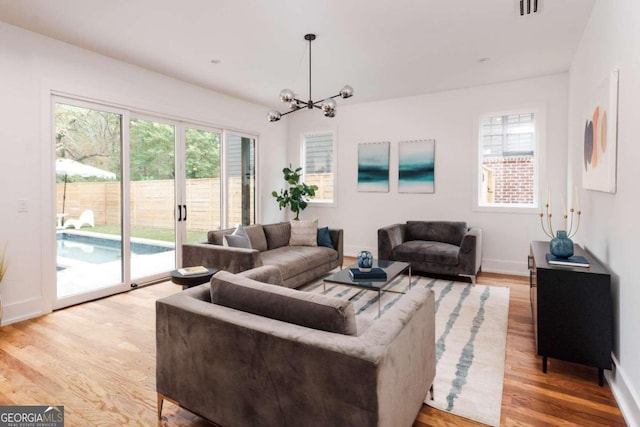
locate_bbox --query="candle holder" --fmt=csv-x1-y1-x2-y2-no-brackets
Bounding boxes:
540,198,581,258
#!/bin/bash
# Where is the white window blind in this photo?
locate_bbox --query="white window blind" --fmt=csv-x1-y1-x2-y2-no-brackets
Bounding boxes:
481,113,534,157
303,132,334,203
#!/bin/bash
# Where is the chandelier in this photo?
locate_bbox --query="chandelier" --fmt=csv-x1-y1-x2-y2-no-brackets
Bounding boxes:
267,34,354,122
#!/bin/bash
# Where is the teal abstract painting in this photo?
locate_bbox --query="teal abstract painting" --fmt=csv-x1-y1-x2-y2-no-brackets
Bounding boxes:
399,139,435,193
358,141,389,192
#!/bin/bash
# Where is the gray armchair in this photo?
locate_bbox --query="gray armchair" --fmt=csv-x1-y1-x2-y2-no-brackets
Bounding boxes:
378,221,482,283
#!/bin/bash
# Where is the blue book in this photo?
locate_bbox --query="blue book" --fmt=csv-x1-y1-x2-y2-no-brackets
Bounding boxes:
349,267,388,280
546,254,590,268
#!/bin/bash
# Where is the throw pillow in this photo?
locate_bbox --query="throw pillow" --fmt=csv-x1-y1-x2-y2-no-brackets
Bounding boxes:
223,224,252,249
289,219,318,246
263,222,291,250
224,233,251,248
244,224,268,252
316,226,334,249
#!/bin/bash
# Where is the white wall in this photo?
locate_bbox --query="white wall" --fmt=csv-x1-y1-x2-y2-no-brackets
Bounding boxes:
285,74,569,275
0,22,287,325
568,0,640,424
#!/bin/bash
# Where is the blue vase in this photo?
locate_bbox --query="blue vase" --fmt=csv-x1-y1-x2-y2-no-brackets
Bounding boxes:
550,230,574,258
357,251,373,272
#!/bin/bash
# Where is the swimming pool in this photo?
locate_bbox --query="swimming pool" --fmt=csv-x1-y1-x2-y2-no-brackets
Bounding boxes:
57,232,174,264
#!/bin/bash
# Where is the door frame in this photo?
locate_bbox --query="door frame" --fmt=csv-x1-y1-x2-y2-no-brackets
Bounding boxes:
52,96,132,309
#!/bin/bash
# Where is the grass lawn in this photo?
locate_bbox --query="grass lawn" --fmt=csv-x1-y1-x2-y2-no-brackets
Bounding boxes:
90,225,206,243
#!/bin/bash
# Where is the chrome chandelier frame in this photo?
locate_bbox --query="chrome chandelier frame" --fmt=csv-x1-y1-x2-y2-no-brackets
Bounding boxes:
268,34,353,122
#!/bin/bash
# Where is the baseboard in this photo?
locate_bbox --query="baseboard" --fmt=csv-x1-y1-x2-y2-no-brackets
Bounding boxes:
0,297,45,326
607,354,640,427
472,258,528,277
344,245,377,259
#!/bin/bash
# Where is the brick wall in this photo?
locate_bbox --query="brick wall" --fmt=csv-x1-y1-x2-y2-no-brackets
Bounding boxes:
482,155,534,204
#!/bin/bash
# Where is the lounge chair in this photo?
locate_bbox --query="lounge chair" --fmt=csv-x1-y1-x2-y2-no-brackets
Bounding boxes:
63,210,95,230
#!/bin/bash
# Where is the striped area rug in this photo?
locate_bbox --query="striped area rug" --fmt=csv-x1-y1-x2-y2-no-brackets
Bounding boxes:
303,274,509,427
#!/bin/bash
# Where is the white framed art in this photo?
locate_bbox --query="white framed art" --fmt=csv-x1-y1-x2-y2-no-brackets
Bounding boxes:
582,69,619,193
398,139,435,193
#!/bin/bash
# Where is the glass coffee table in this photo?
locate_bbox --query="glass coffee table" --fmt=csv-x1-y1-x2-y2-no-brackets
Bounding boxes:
323,260,411,315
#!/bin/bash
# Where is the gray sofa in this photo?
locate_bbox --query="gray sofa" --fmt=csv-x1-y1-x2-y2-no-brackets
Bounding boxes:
156,268,435,427
182,222,343,288
378,221,482,283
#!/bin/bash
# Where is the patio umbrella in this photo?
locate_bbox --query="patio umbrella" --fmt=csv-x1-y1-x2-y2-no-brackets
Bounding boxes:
55,158,116,222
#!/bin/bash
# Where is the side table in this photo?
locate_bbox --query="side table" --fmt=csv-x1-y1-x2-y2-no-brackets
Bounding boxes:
170,267,218,289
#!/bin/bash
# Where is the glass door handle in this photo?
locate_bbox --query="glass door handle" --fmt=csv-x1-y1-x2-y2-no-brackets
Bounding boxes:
182,205,187,221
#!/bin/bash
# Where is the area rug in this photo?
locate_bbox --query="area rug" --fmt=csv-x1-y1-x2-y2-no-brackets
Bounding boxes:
303,275,509,427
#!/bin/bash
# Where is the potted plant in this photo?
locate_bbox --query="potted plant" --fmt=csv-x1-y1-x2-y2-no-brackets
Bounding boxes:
272,165,318,220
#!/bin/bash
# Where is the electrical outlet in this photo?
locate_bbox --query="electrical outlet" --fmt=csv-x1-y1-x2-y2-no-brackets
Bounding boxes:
18,199,28,213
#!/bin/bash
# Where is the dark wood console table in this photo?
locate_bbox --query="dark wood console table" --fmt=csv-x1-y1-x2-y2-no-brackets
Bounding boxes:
528,240,612,386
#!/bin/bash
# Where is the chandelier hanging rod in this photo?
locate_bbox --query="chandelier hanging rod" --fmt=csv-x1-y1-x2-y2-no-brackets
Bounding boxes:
268,33,353,122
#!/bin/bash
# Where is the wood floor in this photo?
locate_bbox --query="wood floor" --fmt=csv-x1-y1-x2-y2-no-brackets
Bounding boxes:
0,272,626,426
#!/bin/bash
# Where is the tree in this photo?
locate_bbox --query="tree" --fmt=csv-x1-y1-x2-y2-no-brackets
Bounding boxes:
185,128,220,179
55,103,121,180
56,104,221,182
129,119,175,180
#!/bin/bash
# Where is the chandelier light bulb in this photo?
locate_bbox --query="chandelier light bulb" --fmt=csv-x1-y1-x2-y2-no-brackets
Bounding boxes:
321,99,337,114
267,110,282,122
289,101,301,111
279,89,295,103
340,85,354,98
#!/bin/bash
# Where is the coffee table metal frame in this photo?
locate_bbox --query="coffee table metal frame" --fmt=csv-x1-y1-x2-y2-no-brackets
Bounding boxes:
323,260,411,315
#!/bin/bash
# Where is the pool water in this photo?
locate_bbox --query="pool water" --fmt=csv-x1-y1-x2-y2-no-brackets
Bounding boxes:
57,233,173,264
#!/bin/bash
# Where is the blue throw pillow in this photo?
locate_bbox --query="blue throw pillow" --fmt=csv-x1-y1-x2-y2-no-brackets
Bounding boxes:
317,227,334,249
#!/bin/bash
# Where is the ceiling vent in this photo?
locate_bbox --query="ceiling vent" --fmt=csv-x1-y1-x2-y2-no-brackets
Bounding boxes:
519,0,539,16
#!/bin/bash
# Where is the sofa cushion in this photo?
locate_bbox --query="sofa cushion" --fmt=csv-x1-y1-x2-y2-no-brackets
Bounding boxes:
289,219,318,246
263,222,291,250
244,224,268,252
210,271,357,335
261,246,337,280
317,226,334,249
405,221,467,246
392,241,460,266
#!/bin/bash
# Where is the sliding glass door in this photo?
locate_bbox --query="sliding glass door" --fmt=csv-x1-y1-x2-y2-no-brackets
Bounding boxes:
129,117,177,281
55,101,126,302
54,97,257,308
226,133,256,226
184,127,222,243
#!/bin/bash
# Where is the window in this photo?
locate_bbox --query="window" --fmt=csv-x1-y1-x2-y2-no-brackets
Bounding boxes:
226,133,256,226
478,112,537,208
302,132,335,204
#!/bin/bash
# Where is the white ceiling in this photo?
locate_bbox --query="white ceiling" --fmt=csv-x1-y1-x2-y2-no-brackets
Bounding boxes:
0,0,594,110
